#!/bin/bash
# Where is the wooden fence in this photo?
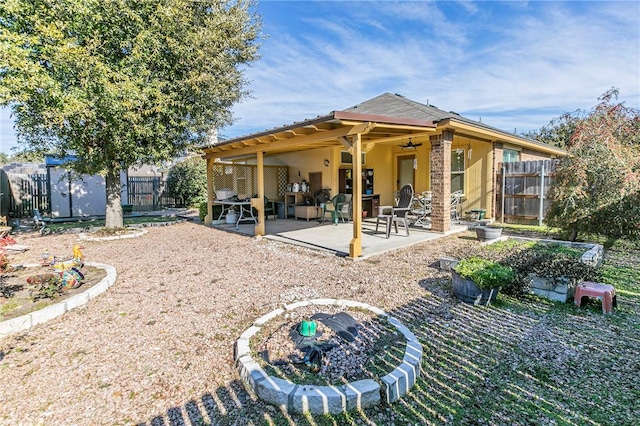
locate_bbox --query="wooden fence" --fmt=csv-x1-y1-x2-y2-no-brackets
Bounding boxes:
496,159,558,225
8,173,49,218
126,176,182,212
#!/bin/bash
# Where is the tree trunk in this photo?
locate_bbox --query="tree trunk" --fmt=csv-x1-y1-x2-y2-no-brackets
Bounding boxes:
569,226,578,242
105,167,124,228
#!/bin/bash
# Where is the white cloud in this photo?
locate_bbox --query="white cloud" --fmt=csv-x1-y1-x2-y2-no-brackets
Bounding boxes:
227,0,639,137
1,1,638,149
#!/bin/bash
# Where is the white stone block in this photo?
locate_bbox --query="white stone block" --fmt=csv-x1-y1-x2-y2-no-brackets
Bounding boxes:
64,292,90,311
254,309,284,326
382,360,418,403
87,280,109,299
291,385,346,414
31,302,67,326
342,380,381,411
0,315,32,338
284,301,311,310
403,341,423,367
239,325,261,341
255,376,295,409
234,338,251,360
237,355,269,390
308,298,338,306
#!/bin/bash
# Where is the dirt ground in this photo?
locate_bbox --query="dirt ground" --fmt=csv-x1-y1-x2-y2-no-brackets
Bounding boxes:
0,220,482,425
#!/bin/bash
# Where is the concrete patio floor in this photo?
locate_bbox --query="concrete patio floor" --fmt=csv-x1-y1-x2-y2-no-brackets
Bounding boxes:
212,216,470,259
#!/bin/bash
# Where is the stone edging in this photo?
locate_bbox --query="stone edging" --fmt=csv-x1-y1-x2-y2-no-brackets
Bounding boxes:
78,228,148,241
0,262,117,339
235,298,422,414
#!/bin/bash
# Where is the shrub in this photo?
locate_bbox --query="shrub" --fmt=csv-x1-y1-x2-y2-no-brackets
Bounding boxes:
199,201,208,223
472,240,597,296
453,257,515,289
166,156,207,207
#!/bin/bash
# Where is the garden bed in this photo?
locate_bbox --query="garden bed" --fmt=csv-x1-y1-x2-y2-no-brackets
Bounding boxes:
1,264,107,322
470,237,603,302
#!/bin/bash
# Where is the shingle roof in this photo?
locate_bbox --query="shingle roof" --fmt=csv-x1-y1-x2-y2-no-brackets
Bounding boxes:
340,92,454,122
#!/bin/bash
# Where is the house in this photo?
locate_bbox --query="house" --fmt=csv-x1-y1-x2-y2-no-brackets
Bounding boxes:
202,93,565,258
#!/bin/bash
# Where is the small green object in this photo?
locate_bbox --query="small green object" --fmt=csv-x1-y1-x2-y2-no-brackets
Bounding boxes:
298,319,317,337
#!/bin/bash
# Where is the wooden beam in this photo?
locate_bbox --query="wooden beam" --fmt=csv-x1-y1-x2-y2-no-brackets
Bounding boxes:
350,133,363,258
205,157,214,225
207,125,366,159
255,151,265,236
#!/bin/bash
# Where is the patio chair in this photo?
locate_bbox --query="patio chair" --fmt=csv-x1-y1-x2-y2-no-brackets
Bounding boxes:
375,184,413,238
264,196,277,220
336,194,352,222
451,190,463,224
321,193,348,224
410,192,432,227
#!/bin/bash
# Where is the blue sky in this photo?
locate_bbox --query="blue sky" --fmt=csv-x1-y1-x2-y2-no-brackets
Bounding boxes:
1,0,638,153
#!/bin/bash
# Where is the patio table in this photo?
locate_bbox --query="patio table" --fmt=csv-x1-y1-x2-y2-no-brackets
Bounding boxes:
213,200,257,230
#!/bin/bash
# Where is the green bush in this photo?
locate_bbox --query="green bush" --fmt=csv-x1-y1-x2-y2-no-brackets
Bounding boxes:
471,240,597,296
166,156,207,207
453,257,515,289
199,201,208,223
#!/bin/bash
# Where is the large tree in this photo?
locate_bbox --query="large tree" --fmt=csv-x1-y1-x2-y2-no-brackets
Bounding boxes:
540,89,640,241
0,0,261,226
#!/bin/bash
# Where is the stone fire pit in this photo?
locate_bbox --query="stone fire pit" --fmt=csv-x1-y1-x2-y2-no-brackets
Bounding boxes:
234,299,422,414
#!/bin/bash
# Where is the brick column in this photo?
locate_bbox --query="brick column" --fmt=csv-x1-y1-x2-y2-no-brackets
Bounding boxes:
430,130,453,232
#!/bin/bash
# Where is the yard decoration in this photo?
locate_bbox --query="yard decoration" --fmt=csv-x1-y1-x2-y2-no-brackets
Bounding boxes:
26,267,84,301
41,245,84,270
452,257,515,305
29,245,86,300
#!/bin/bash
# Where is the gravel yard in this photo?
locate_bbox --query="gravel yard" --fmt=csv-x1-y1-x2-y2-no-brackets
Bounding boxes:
0,221,638,425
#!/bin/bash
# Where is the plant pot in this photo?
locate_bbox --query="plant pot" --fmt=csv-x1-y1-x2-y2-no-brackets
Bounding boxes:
362,211,368,218
451,270,500,305
475,226,503,241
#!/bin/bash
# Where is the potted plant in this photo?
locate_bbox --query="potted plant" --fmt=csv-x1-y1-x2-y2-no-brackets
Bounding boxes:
451,256,515,305
475,225,503,241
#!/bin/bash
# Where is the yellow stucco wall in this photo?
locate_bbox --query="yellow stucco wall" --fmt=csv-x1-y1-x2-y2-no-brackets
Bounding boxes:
451,135,494,217
240,133,548,220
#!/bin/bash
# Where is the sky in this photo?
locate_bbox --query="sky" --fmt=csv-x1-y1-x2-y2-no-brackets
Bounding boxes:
1,0,638,153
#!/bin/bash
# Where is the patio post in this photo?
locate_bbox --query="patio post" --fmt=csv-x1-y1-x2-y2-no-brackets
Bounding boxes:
255,151,265,236
205,156,214,225
430,130,453,232
349,133,363,258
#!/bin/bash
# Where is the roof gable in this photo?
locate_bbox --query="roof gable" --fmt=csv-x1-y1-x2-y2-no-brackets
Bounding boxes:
341,93,456,122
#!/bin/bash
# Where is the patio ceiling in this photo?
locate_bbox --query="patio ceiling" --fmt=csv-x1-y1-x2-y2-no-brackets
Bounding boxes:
202,111,436,160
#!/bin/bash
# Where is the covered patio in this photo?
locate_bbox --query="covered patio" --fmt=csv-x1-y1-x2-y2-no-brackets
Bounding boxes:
202,93,564,258
211,216,469,259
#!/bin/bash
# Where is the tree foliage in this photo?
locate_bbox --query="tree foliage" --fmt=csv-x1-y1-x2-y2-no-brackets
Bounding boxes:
166,156,207,207
543,89,640,240
520,113,579,149
0,0,261,226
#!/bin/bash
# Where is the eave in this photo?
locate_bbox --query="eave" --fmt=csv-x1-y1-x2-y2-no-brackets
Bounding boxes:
203,111,436,160
438,118,566,156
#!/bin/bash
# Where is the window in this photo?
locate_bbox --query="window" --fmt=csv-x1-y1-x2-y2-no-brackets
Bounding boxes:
503,148,519,163
451,149,465,193
340,151,366,165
